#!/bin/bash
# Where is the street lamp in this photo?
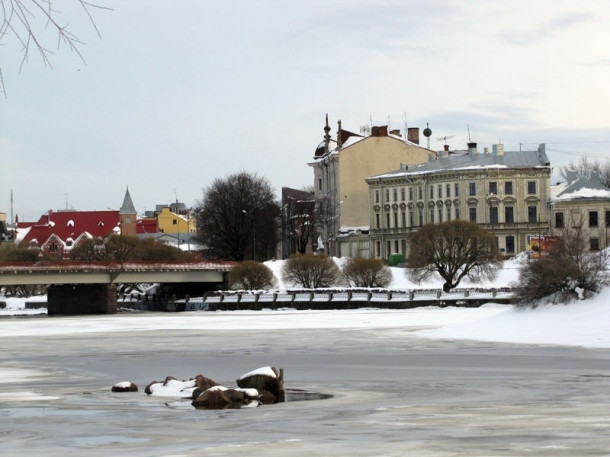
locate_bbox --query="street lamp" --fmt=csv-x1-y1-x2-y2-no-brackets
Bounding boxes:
242,209,256,261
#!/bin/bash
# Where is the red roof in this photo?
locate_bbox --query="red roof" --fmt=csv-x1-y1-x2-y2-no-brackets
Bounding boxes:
18,210,121,247
137,218,160,234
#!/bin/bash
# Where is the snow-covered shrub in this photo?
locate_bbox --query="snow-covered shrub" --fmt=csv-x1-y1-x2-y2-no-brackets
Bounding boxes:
342,257,391,288
515,241,608,306
282,254,338,288
229,261,275,290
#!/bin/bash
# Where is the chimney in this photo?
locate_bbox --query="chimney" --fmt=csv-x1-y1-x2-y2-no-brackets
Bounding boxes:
371,125,388,137
390,129,401,136
407,127,420,145
492,143,504,156
400,162,409,171
467,142,477,156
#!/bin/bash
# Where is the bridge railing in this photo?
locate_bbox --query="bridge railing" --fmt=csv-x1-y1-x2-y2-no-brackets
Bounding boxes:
204,287,515,311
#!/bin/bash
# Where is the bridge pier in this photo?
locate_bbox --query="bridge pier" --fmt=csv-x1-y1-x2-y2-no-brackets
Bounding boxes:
48,284,118,315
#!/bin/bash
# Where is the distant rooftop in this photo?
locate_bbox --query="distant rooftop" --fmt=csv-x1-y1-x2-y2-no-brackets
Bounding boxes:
369,144,550,180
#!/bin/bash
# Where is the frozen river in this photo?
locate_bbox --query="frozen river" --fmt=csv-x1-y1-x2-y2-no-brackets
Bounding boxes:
1,318,609,456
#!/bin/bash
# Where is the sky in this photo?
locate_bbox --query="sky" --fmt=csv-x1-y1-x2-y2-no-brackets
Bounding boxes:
2,0,610,222
2,255,609,349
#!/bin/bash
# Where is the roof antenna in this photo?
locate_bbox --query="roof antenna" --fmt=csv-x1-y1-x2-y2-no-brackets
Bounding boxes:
467,124,472,142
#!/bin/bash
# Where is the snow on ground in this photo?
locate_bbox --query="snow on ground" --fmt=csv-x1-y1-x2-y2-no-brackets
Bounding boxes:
1,257,609,348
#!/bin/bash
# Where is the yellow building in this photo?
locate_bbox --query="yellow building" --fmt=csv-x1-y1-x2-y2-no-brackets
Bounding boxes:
309,116,434,257
156,207,196,235
366,143,552,259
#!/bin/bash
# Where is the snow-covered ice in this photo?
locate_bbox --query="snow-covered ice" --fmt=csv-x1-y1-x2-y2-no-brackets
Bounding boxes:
1,256,609,348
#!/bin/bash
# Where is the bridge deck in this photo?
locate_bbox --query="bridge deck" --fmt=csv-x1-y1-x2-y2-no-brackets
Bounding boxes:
0,261,233,285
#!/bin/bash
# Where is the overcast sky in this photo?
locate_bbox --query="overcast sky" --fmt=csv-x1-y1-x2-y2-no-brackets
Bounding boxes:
2,0,610,221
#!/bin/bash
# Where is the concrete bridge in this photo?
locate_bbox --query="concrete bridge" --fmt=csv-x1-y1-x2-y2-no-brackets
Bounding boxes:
0,261,233,315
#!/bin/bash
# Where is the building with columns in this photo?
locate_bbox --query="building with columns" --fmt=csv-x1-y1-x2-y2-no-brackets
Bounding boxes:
366,143,552,259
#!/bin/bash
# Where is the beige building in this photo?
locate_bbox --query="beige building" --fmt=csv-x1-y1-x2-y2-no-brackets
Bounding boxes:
309,116,434,257
551,171,610,251
366,143,552,259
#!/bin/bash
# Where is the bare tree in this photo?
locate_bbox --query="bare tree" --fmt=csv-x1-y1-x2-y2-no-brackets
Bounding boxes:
0,0,109,94
196,172,281,261
407,220,501,292
560,156,610,187
282,187,319,255
516,213,608,304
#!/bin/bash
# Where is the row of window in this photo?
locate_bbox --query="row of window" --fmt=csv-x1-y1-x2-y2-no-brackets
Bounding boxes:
375,180,538,204
555,210,610,228
374,235,518,257
374,204,540,229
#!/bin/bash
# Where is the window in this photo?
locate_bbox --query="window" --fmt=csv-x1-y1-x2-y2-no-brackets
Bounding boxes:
555,212,564,228
589,211,598,227
173,219,177,225
376,241,381,257
430,186,434,199
418,210,423,226
469,207,477,222
429,209,435,223
505,206,514,224
409,187,413,201
401,188,406,201
387,241,391,256
606,210,610,226
375,190,379,203
409,211,414,227
469,182,476,196
489,182,498,195
394,212,398,228
393,188,398,201
528,205,537,223
386,213,390,228
590,238,600,251
455,207,461,220
375,213,380,228
490,207,499,224
446,184,451,198
527,181,536,194
394,240,399,254
401,211,406,227
385,189,390,202
455,183,459,196
505,181,513,195
418,186,423,200
318,178,322,191
438,185,443,199
447,207,451,221
506,236,515,253
438,208,443,223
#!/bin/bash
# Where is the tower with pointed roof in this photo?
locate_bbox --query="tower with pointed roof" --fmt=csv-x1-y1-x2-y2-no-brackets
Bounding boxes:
119,187,137,237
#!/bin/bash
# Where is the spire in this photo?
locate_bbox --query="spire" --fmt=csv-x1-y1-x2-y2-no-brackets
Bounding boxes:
119,187,136,215
324,113,331,155
337,119,342,149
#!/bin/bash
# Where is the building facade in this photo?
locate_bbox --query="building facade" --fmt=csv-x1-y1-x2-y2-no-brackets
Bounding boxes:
366,143,552,259
309,116,434,257
550,171,610,251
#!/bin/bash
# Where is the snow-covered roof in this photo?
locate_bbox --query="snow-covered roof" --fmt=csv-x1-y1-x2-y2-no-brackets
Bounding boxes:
552,172,610,202
369,147,550,180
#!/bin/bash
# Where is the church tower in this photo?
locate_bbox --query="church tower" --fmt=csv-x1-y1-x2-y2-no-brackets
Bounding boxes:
119,187,137,237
